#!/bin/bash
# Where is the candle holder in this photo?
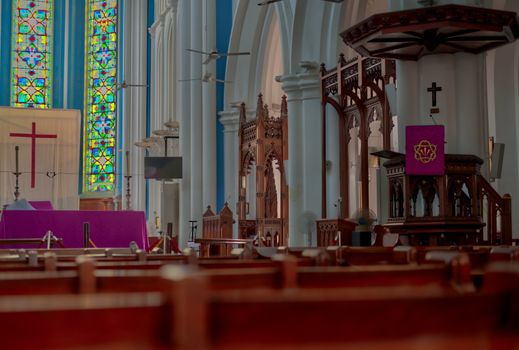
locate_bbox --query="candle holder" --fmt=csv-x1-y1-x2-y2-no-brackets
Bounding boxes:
124,175,132,210
13,145,21,201
13,171,21,202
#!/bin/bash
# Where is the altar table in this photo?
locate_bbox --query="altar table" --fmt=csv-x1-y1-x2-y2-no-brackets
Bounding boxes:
0,210,149,249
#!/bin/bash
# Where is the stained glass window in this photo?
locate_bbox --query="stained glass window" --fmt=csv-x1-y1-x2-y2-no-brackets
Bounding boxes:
84,0,118,192
11,0,54,108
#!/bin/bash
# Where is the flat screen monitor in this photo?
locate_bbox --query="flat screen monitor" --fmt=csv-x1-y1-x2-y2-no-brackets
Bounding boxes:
144,157,182,179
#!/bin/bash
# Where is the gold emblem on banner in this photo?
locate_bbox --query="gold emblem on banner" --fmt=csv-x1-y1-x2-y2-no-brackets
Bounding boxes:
414,139,437,164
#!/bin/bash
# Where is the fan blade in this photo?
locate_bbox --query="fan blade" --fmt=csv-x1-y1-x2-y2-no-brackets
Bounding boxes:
258,0,281,5
186,48,211,55
222,52,250,56
178,78,202,82
215,79,233,84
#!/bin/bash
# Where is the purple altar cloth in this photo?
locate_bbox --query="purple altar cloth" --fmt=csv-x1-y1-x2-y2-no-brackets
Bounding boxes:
28,201,54,210
0,210,149,249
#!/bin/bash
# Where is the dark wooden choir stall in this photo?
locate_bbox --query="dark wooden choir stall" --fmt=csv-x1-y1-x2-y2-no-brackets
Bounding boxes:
317,54,396,246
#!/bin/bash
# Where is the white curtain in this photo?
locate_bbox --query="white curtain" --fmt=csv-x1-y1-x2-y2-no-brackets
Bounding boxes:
0,107,80,209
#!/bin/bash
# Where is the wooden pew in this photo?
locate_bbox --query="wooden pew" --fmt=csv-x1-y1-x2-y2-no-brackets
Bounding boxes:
0,252,473,296
0,263,518,349
326,246,417,265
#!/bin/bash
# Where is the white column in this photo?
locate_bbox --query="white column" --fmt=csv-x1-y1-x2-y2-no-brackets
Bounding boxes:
325,103,340,218
148,15,165,235
300,75,322,247
281,71,322,247
417,55,457,152
162,0,179,236
163,1,178,122
493,41,519,236
177,0,191,247
163,182,179,237
393,0,486,158
190,0,204,228
395,60,419,153
219,109,240,238
202,0,216,210
455,52,485,158
283,82,304,246
122,0,147,212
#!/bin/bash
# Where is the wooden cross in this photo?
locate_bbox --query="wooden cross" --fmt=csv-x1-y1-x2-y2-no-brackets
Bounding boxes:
427,82,442,107
10,122,57,188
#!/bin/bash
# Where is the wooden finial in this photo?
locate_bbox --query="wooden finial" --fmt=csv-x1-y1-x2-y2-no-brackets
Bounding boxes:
239,102,247,123
338,53,346,66
320,63,327,75
281,95,288,119
257,93,265,120
203,205,215,217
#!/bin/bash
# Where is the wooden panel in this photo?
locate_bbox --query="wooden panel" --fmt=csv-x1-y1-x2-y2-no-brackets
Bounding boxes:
79,197,115,211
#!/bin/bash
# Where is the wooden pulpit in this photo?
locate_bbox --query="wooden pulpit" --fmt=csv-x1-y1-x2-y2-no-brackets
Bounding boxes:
383,154,511,245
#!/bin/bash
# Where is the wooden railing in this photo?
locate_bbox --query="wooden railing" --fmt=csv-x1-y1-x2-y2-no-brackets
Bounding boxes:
478,175,512,245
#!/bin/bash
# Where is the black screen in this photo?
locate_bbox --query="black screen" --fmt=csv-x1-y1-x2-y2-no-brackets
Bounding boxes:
144,157,182,179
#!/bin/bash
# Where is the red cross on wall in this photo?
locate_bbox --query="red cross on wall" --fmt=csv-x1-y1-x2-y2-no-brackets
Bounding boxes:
10,122,57,188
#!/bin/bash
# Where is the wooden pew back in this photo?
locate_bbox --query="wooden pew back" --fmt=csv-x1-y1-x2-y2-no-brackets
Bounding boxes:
0,264,517,350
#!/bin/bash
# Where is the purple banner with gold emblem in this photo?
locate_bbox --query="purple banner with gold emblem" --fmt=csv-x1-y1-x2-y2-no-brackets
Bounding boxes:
406,125,445,175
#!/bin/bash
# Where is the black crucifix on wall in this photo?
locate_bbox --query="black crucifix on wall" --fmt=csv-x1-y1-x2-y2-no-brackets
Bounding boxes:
427,82,442,114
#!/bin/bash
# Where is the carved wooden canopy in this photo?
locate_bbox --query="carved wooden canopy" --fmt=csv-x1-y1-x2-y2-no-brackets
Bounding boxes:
340,4,519,60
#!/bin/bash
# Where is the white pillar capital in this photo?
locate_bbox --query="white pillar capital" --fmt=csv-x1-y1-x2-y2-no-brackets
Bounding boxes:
219,109,240,133
165,0,179,13
278,72,320,101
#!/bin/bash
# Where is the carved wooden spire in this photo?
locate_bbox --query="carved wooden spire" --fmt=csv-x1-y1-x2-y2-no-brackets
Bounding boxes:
280,95,288,119
338,53,346,66
264,104,270,120
256,93,265,121
239,102,247,124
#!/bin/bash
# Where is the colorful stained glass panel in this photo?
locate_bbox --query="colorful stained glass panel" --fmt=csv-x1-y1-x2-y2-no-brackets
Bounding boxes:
84,0,117,192
11,0,53,108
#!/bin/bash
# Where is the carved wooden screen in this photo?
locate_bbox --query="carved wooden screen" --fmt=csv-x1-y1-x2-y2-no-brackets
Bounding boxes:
238,94,289,246
320,55,395,218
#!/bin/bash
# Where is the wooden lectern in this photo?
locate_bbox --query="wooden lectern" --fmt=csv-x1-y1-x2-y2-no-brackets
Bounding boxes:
316,218,356,247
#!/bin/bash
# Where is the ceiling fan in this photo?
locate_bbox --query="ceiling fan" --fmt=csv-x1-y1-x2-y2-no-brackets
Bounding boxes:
186,48,250,65
116,81,148,90
178,72,232,84
258,0,343,5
